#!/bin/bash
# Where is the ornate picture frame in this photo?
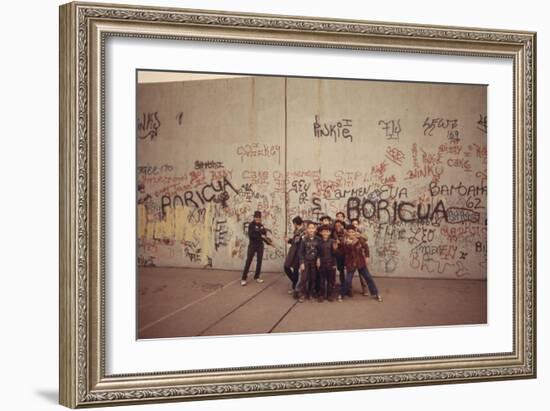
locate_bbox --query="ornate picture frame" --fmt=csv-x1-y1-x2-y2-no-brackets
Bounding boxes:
59,1,536,408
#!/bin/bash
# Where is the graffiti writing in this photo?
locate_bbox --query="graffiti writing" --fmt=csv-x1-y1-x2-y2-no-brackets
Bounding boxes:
237,143,281,164
378,119,401,140
137,112,161,140
313,115,353,142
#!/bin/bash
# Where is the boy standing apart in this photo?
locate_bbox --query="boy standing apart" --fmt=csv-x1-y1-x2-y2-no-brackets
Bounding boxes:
318,225,339,302
241,210,267,286
298,221,321,302
338,224,383,302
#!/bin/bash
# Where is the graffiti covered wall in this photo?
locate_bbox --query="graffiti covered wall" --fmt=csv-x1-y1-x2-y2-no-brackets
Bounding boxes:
137,75,487,279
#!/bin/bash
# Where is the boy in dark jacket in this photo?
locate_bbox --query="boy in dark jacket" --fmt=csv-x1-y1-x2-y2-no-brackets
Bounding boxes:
298,221,321,302
318,225,339,302
338,224,383,302
332,220,347,286
241,211,268,286
284,216,305,295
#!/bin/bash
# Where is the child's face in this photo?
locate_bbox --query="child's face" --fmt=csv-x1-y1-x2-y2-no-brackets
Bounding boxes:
336,214,345,222
307,224,317,236
254,217,261,224
346,228,357,239
321,229,331,239
334,222,343,232
321,218,330,225
352,220,359,228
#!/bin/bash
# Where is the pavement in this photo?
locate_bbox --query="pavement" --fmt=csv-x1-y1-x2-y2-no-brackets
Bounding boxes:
137,267,487,339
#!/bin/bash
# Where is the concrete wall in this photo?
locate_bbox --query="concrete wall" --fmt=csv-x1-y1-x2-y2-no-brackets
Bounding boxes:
137,75,487,279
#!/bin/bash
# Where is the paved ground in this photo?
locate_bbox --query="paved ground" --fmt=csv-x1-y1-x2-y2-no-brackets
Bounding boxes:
137,267,487,339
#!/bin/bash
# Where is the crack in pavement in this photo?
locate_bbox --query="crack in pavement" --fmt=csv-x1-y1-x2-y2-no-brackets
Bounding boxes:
197,276,285,336
268,299,299,333
138,278,240,333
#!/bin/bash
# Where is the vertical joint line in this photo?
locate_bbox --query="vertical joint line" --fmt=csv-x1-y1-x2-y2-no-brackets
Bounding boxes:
284,78,288,257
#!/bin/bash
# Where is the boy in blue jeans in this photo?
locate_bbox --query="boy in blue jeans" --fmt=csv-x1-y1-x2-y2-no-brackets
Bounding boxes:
337,224,383,302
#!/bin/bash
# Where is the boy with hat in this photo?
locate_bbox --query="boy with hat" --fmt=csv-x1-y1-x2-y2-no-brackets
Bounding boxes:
241,211,268,286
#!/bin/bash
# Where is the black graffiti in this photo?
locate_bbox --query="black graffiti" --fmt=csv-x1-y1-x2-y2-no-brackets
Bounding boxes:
313,115,353,142
310,197,323,220
346,197,448,224
194,160,224,170
477,114,487,133
183,241,202,262
137,112,161,140
331,185,408,201
446,207,480,224
447,129,460,141
160,176,238,210
422,117,458,137
378,119,401,140
214,219,229,250
373,224,408,243
429,181,487,197
408,225,436,244
176,112,184,126
475,241,487,255
137,255,156,267
413,244,457,258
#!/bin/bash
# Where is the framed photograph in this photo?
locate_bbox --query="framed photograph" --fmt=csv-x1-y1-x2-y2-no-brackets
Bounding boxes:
59,1,537,408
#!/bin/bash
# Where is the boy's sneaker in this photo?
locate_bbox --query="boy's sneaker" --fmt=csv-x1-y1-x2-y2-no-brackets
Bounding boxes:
337,295,343,302
362,291,370,297
287,289,294,294
298,296,305,303
375,294,383,302
240,280,247,286
255,278,265,284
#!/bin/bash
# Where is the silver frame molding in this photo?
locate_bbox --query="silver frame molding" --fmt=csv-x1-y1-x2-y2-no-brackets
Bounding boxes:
59,2,536,408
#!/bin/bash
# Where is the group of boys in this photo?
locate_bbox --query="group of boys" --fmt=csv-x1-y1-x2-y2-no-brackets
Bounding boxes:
240,210,382,304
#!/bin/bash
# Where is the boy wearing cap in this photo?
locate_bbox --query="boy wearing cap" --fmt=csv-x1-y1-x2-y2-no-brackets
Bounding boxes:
241,211,268,286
